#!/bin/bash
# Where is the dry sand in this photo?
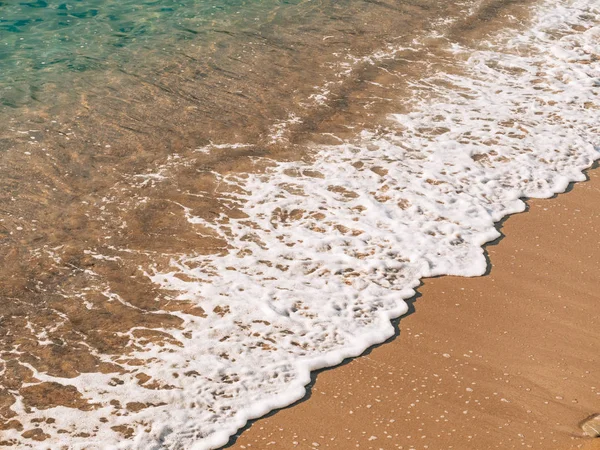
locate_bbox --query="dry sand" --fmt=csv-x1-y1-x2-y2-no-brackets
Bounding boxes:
227,166,600,450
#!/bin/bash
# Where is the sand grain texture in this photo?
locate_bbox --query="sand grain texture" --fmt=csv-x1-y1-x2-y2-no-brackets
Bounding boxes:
229,167,600,450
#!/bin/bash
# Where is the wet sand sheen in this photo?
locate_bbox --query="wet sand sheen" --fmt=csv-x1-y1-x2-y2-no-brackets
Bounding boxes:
228,166,600,450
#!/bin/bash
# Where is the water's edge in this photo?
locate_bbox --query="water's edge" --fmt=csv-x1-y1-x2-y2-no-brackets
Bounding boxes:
0,0,598,448
223,158,600,449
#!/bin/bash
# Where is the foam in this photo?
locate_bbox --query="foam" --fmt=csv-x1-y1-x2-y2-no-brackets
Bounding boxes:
5,0,599,448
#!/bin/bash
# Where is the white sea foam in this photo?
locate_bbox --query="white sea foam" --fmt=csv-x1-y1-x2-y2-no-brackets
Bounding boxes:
6,0,599,448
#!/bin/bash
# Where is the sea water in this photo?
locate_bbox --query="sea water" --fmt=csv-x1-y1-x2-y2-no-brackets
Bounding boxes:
0,0,598,448
1,0,280,106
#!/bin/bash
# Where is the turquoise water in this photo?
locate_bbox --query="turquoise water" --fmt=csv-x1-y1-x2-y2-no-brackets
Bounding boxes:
1,0,300,107
1,0,442,114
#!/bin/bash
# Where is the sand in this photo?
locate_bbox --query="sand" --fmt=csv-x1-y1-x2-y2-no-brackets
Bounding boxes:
227,165,600,450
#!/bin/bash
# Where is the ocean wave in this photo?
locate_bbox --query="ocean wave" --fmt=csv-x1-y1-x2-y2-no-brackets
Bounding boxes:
3,0,599,448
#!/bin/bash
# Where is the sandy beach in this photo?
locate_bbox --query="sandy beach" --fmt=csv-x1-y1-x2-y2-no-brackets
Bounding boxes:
228,166,600,450
1,0,599,447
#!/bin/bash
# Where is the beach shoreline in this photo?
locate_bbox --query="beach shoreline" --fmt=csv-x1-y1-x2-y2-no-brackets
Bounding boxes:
227,165,600,449
1,0,598,446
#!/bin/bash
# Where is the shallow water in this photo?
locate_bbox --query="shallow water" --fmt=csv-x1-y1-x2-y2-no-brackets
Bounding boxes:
0,0,599,448
1,0,294,107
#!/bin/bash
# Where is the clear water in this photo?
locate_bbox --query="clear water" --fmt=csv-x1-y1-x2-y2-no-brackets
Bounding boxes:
0,0,303,107
1,0,448,146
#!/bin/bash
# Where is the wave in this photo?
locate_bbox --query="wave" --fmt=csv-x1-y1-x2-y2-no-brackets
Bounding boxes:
4,0,599,448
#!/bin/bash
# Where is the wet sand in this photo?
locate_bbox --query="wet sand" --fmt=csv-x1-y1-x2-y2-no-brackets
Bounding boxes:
227,165,600,450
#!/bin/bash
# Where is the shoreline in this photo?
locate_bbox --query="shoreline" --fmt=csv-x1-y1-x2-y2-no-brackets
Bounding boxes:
2,0,598,446
227,164,600,449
